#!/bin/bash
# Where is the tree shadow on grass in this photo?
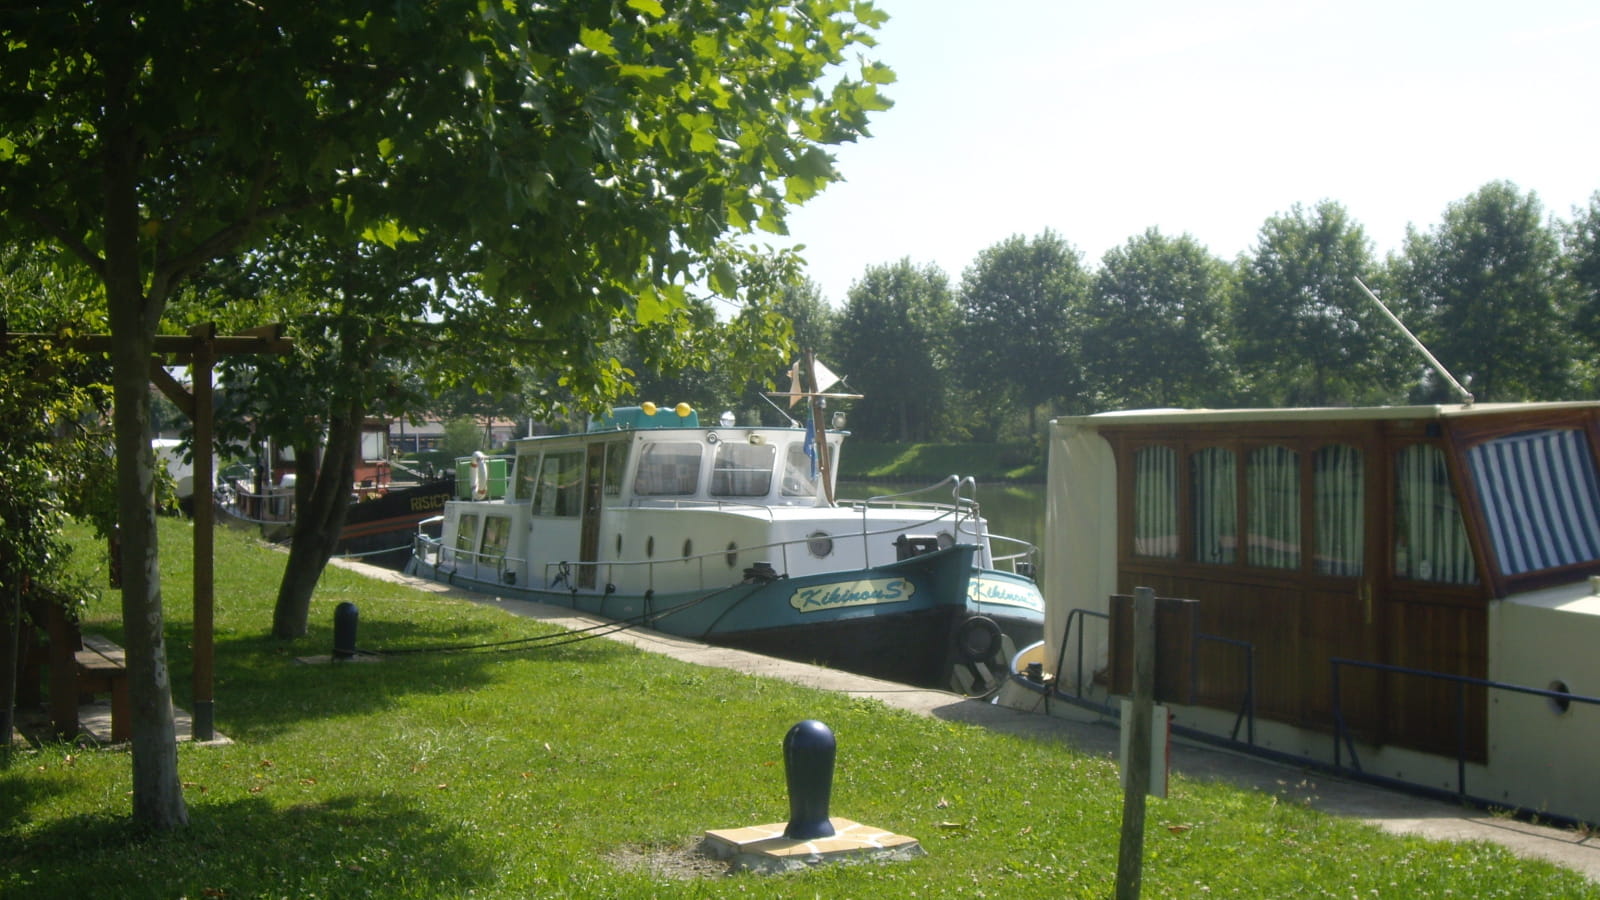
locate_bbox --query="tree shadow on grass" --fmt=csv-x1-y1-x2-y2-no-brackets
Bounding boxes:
167,615,639,741
3,792,502,899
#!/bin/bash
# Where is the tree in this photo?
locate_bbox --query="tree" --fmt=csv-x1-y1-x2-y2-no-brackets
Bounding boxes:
1564,192,1600,391
778,276,836,359
835,259,958,441
1391,181,1570,402
1082,229,1235,409
1,0,890,829
0,248,115,756
1234,201,1409,405
958,230,1090,432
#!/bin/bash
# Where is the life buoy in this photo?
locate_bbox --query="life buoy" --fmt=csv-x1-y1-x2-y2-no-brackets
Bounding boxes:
953,615,1002,664
471,451,489,499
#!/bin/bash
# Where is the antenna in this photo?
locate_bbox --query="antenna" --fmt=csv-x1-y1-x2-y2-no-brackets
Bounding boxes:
1353,277,1474,407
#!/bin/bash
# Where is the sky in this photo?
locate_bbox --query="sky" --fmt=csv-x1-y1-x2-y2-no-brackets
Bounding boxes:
776,0,1600,305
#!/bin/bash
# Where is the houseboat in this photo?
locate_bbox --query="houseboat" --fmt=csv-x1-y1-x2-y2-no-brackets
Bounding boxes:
407,402,1044,695
1002,401,1600,824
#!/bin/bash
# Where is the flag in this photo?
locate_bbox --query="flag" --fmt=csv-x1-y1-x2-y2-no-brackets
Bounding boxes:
803,409,817,477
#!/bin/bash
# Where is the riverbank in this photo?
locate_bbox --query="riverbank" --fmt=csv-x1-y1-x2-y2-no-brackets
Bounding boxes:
835,441,1043,483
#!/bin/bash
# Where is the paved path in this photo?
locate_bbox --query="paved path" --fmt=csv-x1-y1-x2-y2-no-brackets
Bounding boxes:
346,558,1600,884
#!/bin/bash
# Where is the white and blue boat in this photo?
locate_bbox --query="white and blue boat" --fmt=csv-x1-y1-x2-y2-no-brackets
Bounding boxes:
407,400,1043,695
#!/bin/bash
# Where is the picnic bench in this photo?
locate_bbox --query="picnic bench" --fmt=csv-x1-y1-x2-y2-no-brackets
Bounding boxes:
10,595,131,742
73,633,131,742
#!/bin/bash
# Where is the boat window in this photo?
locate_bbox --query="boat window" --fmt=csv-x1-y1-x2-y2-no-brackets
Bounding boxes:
1314,444,1364,576
604,441,628,497
712,441,776,497
1190,447,1237,564
1394,443,1477,584
782,441,827,497
1466,428,1600,576
1247,445,1300,570
482,515,511,560
1132,446,1178,558
513,453,538,501
532,450,584,516
455,513,479,553
634,442,703,496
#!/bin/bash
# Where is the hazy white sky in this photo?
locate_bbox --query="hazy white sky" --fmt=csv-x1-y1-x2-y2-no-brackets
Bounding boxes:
777,0,1600,304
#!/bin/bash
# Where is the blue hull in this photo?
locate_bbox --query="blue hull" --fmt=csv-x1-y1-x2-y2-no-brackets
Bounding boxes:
411,543,1042,692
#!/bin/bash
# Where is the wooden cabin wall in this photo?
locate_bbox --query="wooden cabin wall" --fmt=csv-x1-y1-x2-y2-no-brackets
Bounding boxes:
1105,422,1489,761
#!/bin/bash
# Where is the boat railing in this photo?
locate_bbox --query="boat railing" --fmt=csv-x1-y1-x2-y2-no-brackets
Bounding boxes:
215,481,297,525
1329,657,1600,809
853,474,1038,575
413,530,526,586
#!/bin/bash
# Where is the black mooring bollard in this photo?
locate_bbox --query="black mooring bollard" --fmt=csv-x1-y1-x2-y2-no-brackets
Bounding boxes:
333,601,359,660
783,719,837,840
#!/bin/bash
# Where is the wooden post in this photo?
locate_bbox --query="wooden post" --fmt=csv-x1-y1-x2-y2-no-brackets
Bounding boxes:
190,324,216,742
1115,586,1156,899
805,352,836,507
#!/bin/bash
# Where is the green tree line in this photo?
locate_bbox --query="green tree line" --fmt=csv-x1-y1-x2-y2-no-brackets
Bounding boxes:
785,184,1600,442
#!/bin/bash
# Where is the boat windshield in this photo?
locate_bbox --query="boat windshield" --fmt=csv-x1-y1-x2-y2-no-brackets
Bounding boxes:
1465,427,1600,577
782,441,823,498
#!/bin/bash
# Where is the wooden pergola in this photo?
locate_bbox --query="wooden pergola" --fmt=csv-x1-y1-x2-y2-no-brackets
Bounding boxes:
3,323,292,742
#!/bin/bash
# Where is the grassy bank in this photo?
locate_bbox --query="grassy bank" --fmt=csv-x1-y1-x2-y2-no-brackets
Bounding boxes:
837,442,1043,483
3,520,1592,898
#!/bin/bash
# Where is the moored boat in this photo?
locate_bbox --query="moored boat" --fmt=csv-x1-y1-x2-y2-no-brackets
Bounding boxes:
406,401,1044,695
1002,400,1600,824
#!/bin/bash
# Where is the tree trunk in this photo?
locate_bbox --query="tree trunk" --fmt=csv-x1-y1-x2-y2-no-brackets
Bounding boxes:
102,38,187,832
272,401,364,639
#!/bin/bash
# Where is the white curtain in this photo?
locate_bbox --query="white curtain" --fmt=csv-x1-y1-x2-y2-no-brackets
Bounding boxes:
1314,444,1364,576
1395,443,1476,584
1247,445,1301,569
1133,446,1178,558
1191,447,1237,564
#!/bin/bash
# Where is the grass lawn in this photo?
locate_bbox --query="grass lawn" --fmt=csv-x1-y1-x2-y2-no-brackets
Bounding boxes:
3,518,1595,898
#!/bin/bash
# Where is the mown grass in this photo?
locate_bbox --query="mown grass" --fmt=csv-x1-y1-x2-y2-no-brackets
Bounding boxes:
3,518,1595,898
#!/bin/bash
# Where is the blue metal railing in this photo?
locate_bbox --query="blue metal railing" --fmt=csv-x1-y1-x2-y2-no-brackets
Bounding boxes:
1330,657,1600,802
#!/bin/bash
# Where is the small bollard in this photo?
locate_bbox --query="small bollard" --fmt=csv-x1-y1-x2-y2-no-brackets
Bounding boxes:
333,601,359,660
783,719,837,840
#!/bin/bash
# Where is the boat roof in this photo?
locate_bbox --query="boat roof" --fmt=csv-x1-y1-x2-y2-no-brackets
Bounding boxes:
1053,400,1600,429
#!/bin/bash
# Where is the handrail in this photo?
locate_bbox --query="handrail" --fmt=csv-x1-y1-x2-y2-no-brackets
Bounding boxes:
1330,657,1600,801
1195,634,1255,745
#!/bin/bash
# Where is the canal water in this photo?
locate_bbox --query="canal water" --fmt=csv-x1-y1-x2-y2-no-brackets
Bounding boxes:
839,480,1048,573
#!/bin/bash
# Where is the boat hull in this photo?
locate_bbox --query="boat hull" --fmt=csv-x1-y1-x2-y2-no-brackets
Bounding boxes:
409,542,1042,693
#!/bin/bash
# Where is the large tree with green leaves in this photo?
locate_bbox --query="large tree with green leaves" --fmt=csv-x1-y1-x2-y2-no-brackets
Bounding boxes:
1234,201,1409,405
835,258,957,441
1390,181,1570,402
1,0,890,829
958,230,1090,431
1082,229,1235,409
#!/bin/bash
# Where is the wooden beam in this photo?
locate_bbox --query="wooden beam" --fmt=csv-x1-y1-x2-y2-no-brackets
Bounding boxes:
148,363,196,418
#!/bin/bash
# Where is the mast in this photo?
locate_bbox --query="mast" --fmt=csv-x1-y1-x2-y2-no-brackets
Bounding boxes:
806,351,837,507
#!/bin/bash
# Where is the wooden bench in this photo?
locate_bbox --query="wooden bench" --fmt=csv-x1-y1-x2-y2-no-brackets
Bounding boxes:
73,634,130,742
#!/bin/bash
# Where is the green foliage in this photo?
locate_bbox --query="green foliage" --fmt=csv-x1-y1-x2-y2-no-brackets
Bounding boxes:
1391,181,1571,402
0,329,110,615
835,259,959,441
1234,201,1410,406
440,416,489,460
1082,229,1237,409
1563,192,1600,391
958,230,1091,430
838,441,1041,482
